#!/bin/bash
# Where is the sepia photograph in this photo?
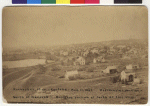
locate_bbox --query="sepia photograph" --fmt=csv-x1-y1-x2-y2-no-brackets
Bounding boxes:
2,6,148,104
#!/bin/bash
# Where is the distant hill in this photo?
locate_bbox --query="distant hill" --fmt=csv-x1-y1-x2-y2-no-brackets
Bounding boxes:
3,39,148,52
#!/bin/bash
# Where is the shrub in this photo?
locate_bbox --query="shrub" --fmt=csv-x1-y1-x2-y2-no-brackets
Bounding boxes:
61,61,64,65
85,61,90,65
87,67,95,72
78,67,86,71
59,75,65,78
37,64,47,74
111,76,120,83
67,75,80,80
77,75,85,79
68,76,76,80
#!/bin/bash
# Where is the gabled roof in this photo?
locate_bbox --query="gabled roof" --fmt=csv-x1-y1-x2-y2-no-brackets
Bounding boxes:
76,56,85,61
107,66,117,69
124,69,134,73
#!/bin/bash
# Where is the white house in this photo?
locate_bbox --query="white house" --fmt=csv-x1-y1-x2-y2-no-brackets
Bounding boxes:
97,56,105,63
126,64,139,70
126,64,133,70
91,49,99,54
65,70,79,80
127,48,138,55
60,51,69,56
121,69,136,83
93,56,105,63
109,46,116,52
63,51,69,56
82,51,89,57
74,56,85,65
93,58,97,63
121,70,126,83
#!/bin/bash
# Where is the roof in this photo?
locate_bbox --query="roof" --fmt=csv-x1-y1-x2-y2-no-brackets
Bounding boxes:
97,56,103,59
126,64,139,67
76,56,85,61
124,69,134,73
126,64,132,66
107,66,117,69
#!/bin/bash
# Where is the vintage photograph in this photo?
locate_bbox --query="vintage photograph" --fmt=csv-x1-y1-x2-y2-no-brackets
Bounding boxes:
2,6,148,104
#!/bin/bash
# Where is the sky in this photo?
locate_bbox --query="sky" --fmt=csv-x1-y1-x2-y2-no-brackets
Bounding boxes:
2,6,148,48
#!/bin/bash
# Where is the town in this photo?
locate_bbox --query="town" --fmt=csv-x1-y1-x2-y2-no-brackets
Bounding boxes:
3,39,148,104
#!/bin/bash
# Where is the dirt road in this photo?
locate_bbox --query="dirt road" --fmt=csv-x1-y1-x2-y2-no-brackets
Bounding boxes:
3,69,33,89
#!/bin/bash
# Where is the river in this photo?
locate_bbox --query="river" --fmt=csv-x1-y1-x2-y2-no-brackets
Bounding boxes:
2,59,51,69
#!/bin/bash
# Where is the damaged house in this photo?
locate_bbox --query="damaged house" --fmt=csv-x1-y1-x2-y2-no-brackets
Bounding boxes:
102,66,117,74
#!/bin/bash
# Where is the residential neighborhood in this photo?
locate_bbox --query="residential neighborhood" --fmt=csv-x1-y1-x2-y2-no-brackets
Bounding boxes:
2,6,148,104
2,39,148,104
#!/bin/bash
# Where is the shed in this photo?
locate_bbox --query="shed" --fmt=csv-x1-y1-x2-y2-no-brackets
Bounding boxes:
65,70,79,80
126,64,139,70
102,66,117,74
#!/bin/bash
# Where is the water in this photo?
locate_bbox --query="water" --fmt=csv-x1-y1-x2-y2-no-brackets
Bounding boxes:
3,59,51,69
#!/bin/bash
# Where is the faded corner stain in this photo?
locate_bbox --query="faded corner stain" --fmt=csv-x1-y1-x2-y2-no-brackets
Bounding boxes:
2,95,7,104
